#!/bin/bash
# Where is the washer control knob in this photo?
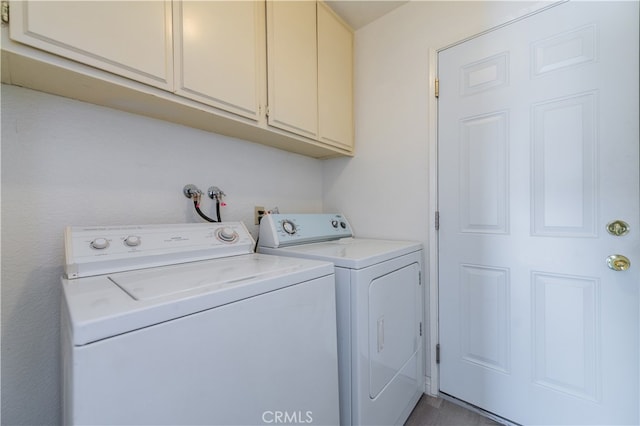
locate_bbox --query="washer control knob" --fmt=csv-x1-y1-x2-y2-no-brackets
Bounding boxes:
340,221,347,229
331,220,339,228
124,235,141,247
217,227,238,243
90,238,109,250
282,220,297,235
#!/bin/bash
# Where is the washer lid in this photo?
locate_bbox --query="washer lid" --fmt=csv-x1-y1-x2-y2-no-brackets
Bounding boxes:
260,238,422,269
110,255,294,301
62,254,334,346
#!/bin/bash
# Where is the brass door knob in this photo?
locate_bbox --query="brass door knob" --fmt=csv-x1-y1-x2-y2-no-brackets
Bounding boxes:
606,220,630,236
606,254,631,271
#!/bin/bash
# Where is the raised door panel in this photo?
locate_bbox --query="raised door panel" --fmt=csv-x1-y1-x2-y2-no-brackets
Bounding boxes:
317,2,353,151
266,1,318,139
174,1,265,121
9,1,173,90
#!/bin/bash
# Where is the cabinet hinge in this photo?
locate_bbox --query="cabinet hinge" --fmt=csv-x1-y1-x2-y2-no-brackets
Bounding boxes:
1,1,9,24
436,343,441,364
418,270,422,286
265,105,270,117
435,211,440,230
434,78,439,98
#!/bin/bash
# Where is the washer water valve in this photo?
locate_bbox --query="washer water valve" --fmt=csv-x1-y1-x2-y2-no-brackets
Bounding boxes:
183,184,225,222
208,186,226,206
183,184,202,200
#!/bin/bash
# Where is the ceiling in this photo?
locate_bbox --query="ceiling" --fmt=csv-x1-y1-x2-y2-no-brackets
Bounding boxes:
325,0,409,29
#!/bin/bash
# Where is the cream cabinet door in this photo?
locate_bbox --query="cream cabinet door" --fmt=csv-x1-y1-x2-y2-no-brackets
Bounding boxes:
317,2,353,151
266,1,318,139
174,1,266,121
8,1,173,90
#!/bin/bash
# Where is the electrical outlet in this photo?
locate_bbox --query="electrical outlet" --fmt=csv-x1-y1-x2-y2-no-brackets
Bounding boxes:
254,206,265,225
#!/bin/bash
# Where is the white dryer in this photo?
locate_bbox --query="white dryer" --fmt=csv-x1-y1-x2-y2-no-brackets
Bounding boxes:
258,214,424,426
61,222,340,426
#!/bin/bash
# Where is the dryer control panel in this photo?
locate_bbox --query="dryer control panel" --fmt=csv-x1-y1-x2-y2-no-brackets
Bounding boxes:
258,214,353,248
64,222,254,279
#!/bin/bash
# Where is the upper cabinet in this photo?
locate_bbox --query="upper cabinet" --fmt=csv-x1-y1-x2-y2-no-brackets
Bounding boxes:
4,0,353,158
266,1,318,139
173,1,266,121
266,1,353,150
317,1,354,151
8,1,173,90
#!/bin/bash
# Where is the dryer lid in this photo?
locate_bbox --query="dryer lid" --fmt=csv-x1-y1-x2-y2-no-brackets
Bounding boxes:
261,238,422,269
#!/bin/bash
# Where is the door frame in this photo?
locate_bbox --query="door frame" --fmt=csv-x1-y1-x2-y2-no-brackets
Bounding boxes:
426,47,439,396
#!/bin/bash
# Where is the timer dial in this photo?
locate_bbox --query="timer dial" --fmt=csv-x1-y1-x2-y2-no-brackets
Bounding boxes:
216,227,238,243
281,220,297,235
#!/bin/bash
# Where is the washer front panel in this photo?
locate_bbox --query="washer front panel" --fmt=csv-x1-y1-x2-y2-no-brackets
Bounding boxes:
65,274,340,426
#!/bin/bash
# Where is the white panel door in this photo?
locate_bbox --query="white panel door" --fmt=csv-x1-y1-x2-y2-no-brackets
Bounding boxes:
438,2,639,425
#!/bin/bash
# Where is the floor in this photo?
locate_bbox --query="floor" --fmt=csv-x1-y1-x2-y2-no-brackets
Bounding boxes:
405,395,504,426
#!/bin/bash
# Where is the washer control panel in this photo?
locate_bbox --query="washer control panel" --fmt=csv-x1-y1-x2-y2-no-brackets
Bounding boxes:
258,214,353,248
65,222,254,279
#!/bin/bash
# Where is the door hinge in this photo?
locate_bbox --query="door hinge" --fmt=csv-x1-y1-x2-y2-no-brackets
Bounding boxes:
265,105,270,117
1,1,9,23
435,211,440,230
436,343,441,364
434,78,439,98
418,270,422,286
419,322,423,337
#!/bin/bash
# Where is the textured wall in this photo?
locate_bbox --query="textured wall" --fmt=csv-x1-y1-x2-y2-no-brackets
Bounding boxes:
1,84,324,425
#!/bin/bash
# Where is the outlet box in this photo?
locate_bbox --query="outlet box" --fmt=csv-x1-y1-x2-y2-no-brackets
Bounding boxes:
254,206,265,225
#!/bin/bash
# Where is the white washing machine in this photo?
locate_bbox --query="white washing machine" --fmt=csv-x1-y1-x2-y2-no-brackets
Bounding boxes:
61,222,340,426
258,214,424,426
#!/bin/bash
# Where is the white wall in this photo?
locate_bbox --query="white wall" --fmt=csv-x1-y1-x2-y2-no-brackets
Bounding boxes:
1,84,324,425
322,0,552,385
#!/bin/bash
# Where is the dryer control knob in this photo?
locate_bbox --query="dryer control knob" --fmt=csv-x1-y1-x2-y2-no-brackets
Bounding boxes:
282,220,297,235
90,238,109,250
124,236,141,247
